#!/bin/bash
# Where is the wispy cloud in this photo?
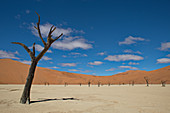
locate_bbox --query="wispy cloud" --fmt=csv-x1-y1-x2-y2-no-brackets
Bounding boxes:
19,60,31,64
106,68,115,71
68,69,79,72
29,44,52,53
104,54,143,61
119,66,138,70
97,52,106,56
60,63,77,67
15,14,21,19
26,10,30,14
123,49,142,54
46,66,59,69
119,36,145,45
52,36,92,50
69,52,87,57
88,61,103,65
31,23,72,38
158,42,170,51
42,56,52,60
157,58,170,63
167,54,170,57
0,50,20,59
128,62,139,65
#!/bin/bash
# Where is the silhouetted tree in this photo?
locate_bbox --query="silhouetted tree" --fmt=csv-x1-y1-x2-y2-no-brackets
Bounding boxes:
12,12,63,104
108,82,111,86
161,80,167,87
144,77,149,87
80,83,81,86
132,80,134,86
98,81,100,87
88,81,91,87
65,82,67,87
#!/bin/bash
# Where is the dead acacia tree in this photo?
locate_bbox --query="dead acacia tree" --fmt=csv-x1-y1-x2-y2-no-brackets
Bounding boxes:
88,81,91,87
144,77,149,87
161,80,167,87
12,12,63,104
132,80,134,86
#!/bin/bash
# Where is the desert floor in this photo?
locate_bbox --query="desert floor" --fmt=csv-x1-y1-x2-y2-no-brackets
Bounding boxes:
0,84,170,113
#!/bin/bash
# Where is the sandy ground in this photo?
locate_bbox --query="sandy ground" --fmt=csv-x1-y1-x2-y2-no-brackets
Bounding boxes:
0,84,170,113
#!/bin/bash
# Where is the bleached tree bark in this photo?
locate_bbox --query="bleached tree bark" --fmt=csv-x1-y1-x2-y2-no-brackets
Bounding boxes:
12,12,63,104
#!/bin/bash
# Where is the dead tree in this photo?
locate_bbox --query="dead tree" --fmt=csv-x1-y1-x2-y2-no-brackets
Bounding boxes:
88,81,91,87
161,80,167,87
132,80,134,86
80,83,81,86
144,77,149,87
12,12,63,104
98,81,100,87
108,82,110,86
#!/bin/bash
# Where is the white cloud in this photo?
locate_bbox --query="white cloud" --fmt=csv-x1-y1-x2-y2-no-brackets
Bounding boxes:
106,68,115,71
123,49,142,54
70,52,81,55
42,56,52,60
60,63,77,67
88,61,103,65
167,54,170,57
119,36,145,45
159,42,170,51
19,60,31,64
29,44,52,53
68,69,79,72
119,66,138,70
157,58,170,63
15,14,21,19
52,36,92,50
26,10,30,14
46,66,59,69
62,55,67,58
128,62,139,65
104,54,144,61
31,23,72,38
69,52,88,57
97,52,106,56
0,50,20,59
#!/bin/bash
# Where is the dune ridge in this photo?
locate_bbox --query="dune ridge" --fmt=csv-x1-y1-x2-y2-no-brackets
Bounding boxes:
0,59,170,84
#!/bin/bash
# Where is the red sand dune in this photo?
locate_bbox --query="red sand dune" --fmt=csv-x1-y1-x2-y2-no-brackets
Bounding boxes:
0,59,170,84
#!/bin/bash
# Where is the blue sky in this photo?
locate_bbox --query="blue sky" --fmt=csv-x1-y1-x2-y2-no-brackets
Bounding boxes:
0,0,170,76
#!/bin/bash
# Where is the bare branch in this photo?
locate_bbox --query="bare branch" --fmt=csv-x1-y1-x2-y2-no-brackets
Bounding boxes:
51,27,56,33
52,33,63,42
35,12,46,46
36,47,49,62
34,26,38,30
11,42,34,59
47,25,55,39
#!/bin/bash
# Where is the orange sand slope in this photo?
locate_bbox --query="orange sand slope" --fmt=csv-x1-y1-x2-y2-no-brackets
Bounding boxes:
0,59,170,84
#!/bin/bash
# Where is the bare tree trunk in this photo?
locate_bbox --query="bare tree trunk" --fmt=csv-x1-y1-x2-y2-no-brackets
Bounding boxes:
12,12,63,104
20,60,37,104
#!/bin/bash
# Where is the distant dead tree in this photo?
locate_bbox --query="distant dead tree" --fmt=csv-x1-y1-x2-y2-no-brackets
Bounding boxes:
80,83,81,86
65,82,67,87
108,82,111,86
88,81,91,87
144,77,149,87
12,12,63,104
161,80,167,87
132,80,134,86
98,81,100,87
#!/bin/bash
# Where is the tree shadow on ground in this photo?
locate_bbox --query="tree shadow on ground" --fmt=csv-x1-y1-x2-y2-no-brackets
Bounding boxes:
30,97,79,104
